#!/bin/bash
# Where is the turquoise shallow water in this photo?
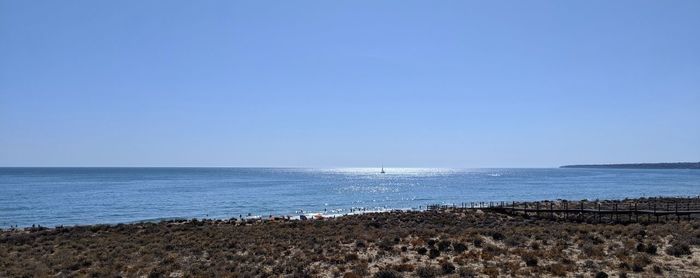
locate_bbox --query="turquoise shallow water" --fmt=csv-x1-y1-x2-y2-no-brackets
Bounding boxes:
0,167,698,228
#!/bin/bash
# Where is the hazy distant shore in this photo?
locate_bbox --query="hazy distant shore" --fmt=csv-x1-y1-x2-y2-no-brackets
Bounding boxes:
2,197,699,277
561,162,700,169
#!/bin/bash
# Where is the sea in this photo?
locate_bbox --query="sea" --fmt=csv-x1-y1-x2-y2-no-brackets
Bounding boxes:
1,167,698,228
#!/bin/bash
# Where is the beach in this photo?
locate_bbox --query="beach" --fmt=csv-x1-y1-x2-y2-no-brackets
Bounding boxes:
2,198,699,277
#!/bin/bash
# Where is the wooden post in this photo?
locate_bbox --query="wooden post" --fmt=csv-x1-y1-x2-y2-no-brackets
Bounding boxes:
550,202,553,219
524,203,528,216
654,204,658,222
628,203,632,222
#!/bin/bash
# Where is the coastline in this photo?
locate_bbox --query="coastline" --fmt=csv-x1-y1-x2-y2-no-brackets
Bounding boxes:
2,197,699,277
4,167,699,229
4,195,698,230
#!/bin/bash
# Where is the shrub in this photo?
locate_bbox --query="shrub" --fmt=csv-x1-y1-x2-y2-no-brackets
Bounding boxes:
428,248,440,259
548,263,568,276
482,266,499,277
416,266,439,278
583,260,598,269
416,247,427,255
645,243,657,255
491,232,505,241
437,240,451,251
482,244,504,256
621,254,648,273
374,269,402,278
441,261,455,274
379,238,395,251
453,242,467,253
457,267,477,277
594,271,608,278
636,242,657,255
505,235,527,247
665,242,691,257
522,253,538,267
351,263,369,276
582,243,605,257
646,244,658,255
345,253,359,261
393,264,414,272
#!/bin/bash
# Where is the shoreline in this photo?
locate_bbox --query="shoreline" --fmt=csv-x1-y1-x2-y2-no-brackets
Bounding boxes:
3,167,699,230
3,195,698,230
2,197,699,277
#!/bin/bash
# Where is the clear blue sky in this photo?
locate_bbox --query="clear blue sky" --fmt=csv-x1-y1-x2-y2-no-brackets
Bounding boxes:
1,1,699,167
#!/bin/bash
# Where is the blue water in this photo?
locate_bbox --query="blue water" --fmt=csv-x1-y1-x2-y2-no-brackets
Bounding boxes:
0,167,698,228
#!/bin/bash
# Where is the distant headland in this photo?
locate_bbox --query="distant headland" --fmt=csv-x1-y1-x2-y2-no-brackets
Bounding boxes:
561,162,700,169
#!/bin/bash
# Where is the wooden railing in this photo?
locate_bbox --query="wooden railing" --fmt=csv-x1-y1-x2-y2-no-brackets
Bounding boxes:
427,196,700,223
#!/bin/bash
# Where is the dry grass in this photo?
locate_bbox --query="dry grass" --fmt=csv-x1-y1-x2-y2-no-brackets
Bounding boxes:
1,205,699,277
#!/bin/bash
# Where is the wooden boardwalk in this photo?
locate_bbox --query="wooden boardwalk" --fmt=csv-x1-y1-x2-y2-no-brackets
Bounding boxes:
428,197,700,222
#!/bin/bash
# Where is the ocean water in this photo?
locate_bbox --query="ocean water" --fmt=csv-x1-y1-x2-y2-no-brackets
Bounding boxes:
0,167,698,228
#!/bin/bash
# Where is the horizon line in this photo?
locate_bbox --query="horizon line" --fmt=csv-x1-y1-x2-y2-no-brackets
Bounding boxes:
1,161,696,169
0,166,560,169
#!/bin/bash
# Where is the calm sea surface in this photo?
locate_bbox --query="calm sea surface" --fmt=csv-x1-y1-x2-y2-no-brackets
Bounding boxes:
1,168,698,228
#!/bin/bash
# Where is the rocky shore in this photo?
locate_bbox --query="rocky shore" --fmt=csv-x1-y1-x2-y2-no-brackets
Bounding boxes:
1,200,699,277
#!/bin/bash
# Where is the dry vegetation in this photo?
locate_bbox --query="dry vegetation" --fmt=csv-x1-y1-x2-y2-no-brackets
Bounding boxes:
1,206,699,277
